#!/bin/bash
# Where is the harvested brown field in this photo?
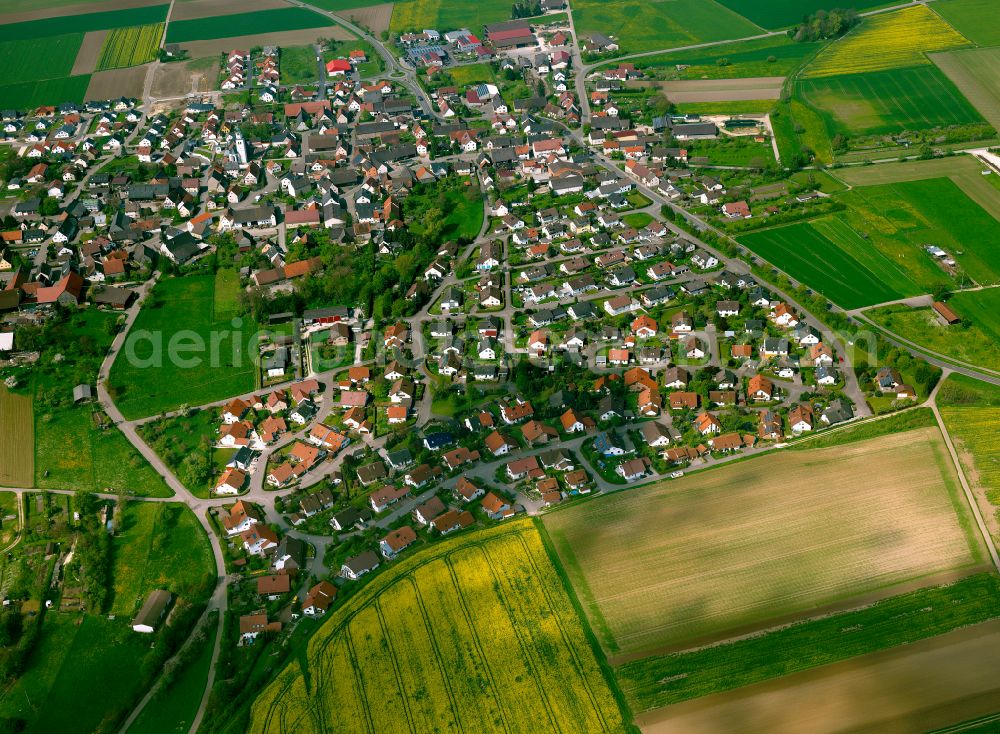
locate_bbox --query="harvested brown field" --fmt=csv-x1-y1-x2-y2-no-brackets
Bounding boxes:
71,29,107,76
637,618,1000,734
628,76,784,103
544,428,983,656
168,0,285,22
150,56,219,98
85,63,150,99
177,26,352,58
341,2,394,35
0,386,33,487
0,0,160,25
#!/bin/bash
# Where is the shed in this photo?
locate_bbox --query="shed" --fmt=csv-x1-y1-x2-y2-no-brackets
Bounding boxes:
131,589,172,633
72,384,92,403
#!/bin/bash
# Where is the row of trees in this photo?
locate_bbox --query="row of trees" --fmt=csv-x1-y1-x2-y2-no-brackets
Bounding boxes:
790,8,860,42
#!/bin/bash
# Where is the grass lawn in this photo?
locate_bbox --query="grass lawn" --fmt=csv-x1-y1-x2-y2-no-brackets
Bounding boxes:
622,212,653,229
868,289,1000,370
544,428,983,655
841,178,1000,287
616,572,1000,710
126,616,218,734
27,309,173,496
0,5,169,42
739,216,923,309
0,386,33,487
138,408,224,499
108,273,260,420
687,137,775,167
110,502,215,617
166,7,330,43
795,64,985,137
389,0,516,35
630,35,821,80
248,520,629,734
35,406,174,496
279,45,319,85
447,62,495,88
932,0,1000,47
573,0,760,54
405,177,484,242
0,614,154,733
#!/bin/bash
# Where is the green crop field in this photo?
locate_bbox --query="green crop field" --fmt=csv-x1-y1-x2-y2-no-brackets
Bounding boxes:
795,65,985,137
166,7,332,43
739,216,922,309
933,47,1000,133
0,75,91,110
96,23,164,70
389,0,515,35
249,520,629,734
110,502,214,616
545,428,982,655
108,273,259,420
0,33,82,84
629,35,821,80
715,0,891,29
934,0,1000,47
617,572,1000,711
868,288,1000,371
569,0,761,54
0,5,168,42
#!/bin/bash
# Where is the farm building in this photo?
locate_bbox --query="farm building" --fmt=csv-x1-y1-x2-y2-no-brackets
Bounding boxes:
131,589,172,633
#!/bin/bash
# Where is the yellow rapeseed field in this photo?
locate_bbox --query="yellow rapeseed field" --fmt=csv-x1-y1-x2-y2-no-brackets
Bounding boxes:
804,5,971,78
248,520,629,734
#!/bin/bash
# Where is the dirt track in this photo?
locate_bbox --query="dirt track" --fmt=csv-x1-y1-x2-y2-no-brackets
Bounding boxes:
168,0,285,22
177,26,353,58
85,64,150,100
0,0,160,24
637,618,1000,734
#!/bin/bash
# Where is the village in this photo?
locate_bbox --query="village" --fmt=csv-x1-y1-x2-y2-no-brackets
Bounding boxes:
0,1,992,730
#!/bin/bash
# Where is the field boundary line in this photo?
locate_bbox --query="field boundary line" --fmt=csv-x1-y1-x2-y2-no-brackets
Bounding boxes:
514,532,615,732
533,518,637,729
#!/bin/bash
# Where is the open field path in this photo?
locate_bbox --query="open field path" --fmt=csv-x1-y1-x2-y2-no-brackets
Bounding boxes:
929,374,1000,572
